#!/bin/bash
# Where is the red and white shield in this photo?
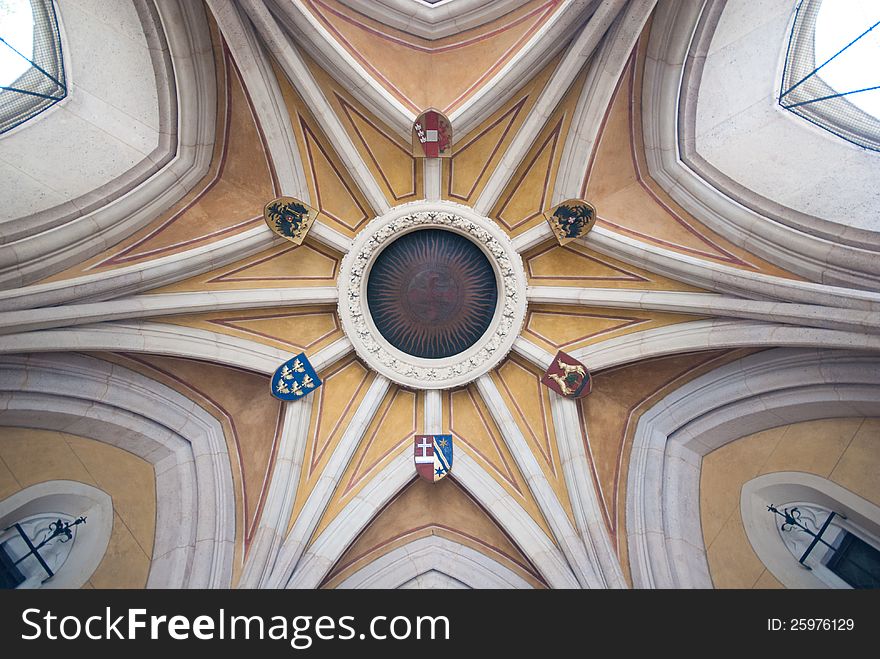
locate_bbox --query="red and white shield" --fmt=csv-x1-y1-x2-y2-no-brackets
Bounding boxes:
412,110,452,158
414,434,453,482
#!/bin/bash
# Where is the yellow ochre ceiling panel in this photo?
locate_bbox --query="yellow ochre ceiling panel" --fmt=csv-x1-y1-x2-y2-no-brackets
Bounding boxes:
320,478,547,588
491,356,576,527
303,0,562,115
493,118,562,234
162,305,343,354
0,428,157,589
578,349,757,585
442,53,561,206
582,40,802,279
490,67,587,237
152,240,341,293
523,304,700,354
523,241,705,291
288,358,376,531
446,385,555,540
305,54,421,205
311,386,422,540
273,60,375,236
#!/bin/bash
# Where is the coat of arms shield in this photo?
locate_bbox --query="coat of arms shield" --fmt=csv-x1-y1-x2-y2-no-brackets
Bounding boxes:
544,199,597,246
412,110,452,158
540,351,592,399
271,352,322,401
414,434,453,482
263,196,319,245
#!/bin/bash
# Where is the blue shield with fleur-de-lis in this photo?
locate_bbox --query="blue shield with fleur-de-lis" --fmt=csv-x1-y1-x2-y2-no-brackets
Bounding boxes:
271,353,322,401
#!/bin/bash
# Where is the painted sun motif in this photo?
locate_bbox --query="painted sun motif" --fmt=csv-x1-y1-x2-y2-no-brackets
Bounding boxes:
366,229,497,359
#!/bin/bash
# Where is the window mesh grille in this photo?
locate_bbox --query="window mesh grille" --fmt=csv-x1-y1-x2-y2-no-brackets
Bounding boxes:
0,0,66,135
780,0,880,152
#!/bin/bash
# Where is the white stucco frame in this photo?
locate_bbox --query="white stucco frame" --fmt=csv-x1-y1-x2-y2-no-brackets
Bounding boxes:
626,347,880,588
337,200,528,390
335,535,534,589
0,352,236,588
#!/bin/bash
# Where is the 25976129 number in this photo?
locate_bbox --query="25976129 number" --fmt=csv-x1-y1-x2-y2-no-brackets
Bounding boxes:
768,618,855,631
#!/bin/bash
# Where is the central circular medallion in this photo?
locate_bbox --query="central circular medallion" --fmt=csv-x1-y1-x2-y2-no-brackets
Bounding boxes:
366,229,498,359
337,202,528,390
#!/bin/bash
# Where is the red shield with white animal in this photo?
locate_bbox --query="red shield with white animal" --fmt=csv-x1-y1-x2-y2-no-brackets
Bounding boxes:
540,351,592,399
412,110,452,158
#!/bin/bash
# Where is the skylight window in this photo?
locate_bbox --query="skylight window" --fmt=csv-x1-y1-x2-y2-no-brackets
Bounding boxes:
0,0,35,87
0,0,65,135
780,0,880,152
814,0,880,119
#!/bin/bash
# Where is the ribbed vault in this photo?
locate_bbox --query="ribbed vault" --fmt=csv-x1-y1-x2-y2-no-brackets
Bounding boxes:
0,0,876,589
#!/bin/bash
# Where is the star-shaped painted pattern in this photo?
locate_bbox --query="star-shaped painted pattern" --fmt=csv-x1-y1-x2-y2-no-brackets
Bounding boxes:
2,1,870,594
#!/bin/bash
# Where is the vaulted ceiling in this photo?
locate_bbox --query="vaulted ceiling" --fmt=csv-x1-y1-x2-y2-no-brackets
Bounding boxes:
0,0,877,590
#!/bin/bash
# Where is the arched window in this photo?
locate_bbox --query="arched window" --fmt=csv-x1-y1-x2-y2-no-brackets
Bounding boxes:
0,512,83,588
0,481,112,589
769,502,880,588
742,472,880,589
